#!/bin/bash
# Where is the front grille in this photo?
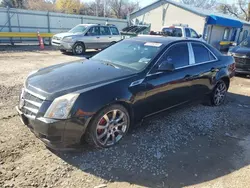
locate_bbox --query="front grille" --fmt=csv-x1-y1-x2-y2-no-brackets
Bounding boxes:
19,89,44,119
234,57,246,64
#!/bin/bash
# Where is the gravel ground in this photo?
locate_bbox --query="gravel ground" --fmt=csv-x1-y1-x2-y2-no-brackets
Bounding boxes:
1,48,250,188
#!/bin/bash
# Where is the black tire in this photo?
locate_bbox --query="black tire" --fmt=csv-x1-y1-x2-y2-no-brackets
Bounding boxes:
72,42,85,55
60,49,66,53
85,104,130,148
109,41,116,47
210,80,228,106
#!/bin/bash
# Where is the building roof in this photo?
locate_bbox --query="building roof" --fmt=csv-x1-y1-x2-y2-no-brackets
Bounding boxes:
130,0,250,26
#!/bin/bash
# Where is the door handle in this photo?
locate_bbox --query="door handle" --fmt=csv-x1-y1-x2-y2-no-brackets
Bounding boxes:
96,37,100,39
211,68,219,72
109,36,112,38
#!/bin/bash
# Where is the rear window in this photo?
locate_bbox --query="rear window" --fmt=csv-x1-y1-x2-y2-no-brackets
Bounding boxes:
110,27,119,35
162,27,183,37
192,43,216,63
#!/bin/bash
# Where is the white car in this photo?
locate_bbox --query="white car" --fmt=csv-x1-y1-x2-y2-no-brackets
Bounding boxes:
161,24,205,42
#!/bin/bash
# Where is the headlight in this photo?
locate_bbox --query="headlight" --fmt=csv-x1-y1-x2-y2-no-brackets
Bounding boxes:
62,36,73,42
227,51,233,56
44,93,79,119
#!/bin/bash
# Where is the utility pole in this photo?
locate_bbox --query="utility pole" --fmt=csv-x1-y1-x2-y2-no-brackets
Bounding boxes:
248,2,250,21
95,0,98,17
103,0,106,17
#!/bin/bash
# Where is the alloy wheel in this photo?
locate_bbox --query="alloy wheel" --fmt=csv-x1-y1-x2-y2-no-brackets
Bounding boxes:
213,81,227,106
75,45,83,54
96,109,128,146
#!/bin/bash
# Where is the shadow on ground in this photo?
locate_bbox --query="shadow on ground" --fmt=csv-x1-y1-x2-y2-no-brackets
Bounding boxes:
51,91,250,188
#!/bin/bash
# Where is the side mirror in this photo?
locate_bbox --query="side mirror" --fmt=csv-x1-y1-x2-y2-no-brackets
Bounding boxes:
199,34,202,38
158,61,175,71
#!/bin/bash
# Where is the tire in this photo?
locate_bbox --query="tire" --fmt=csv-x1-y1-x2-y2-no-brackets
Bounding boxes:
210,80,228,106
60,49,66,53
72,42,85,55
109,41,116,47
85,104,130,148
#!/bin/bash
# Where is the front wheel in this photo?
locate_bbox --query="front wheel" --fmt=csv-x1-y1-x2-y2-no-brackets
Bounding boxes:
72,42,85,55
210,80,228,106
85,104,130,148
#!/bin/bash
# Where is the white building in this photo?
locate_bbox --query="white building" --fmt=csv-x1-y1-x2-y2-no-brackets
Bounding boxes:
130,0,250,49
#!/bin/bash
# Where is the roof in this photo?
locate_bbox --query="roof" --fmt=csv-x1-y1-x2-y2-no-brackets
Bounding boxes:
129,35,200,45
130,0,250,26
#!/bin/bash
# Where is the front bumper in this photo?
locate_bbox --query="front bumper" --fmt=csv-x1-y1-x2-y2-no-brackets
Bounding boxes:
51,39,74,51
16,106,89,150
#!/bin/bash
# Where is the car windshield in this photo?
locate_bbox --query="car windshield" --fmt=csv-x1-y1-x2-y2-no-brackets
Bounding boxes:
240,37,250,48
69,25,87,33
162,27,183,37
91,40,165,71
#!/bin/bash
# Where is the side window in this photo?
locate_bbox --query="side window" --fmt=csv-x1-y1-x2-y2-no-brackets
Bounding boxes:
159,43,189,68
223,28,230,40
185,28,191,37
173,28,182,37
100,26,111,35
190,29,199,38
192,43,216,64
87,26,100,36
242,30,248,41
110,27,119,35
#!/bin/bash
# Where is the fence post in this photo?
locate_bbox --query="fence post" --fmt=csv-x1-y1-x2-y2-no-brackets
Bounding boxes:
7,7,14,45
47,11,51,45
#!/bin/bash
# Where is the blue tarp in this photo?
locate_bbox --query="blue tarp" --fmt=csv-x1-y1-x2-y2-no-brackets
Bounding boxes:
207,15,243,28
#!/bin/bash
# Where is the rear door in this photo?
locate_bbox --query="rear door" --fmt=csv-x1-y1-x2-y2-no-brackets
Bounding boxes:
188,42,219,99
110,27,121,42
99,26,112,48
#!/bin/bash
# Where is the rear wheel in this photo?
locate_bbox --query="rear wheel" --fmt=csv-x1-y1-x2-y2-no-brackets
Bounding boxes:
85,104,130,148
73,42,85,55
210,80,228,106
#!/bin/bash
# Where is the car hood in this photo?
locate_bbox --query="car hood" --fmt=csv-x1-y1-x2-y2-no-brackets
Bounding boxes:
230,46,250,56
26,59,136,100
53,32,83,40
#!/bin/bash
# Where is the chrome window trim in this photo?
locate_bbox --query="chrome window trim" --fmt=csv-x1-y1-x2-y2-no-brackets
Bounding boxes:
188,42,195,65
146,41,218,77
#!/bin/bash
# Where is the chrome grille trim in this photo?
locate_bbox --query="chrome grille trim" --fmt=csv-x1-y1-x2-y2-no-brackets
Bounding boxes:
23,106,39,114
25,89,46,100
24,99,42,108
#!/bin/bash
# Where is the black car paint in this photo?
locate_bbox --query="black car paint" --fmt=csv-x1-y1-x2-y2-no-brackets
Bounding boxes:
229,45,250,74
18,37,235,150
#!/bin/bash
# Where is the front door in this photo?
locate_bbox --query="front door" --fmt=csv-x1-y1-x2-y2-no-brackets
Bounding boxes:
143,42,193,116
84,26,101,49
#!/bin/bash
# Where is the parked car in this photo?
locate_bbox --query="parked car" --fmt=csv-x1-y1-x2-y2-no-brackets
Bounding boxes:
228,37,250,75
52,24,122,55
161,24,205,41
16,36,235,150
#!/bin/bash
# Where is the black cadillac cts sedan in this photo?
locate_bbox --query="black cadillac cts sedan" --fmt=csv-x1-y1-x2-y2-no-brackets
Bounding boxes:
17,36,235,150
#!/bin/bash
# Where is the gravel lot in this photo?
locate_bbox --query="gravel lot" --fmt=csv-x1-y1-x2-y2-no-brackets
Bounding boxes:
1,47,250,188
